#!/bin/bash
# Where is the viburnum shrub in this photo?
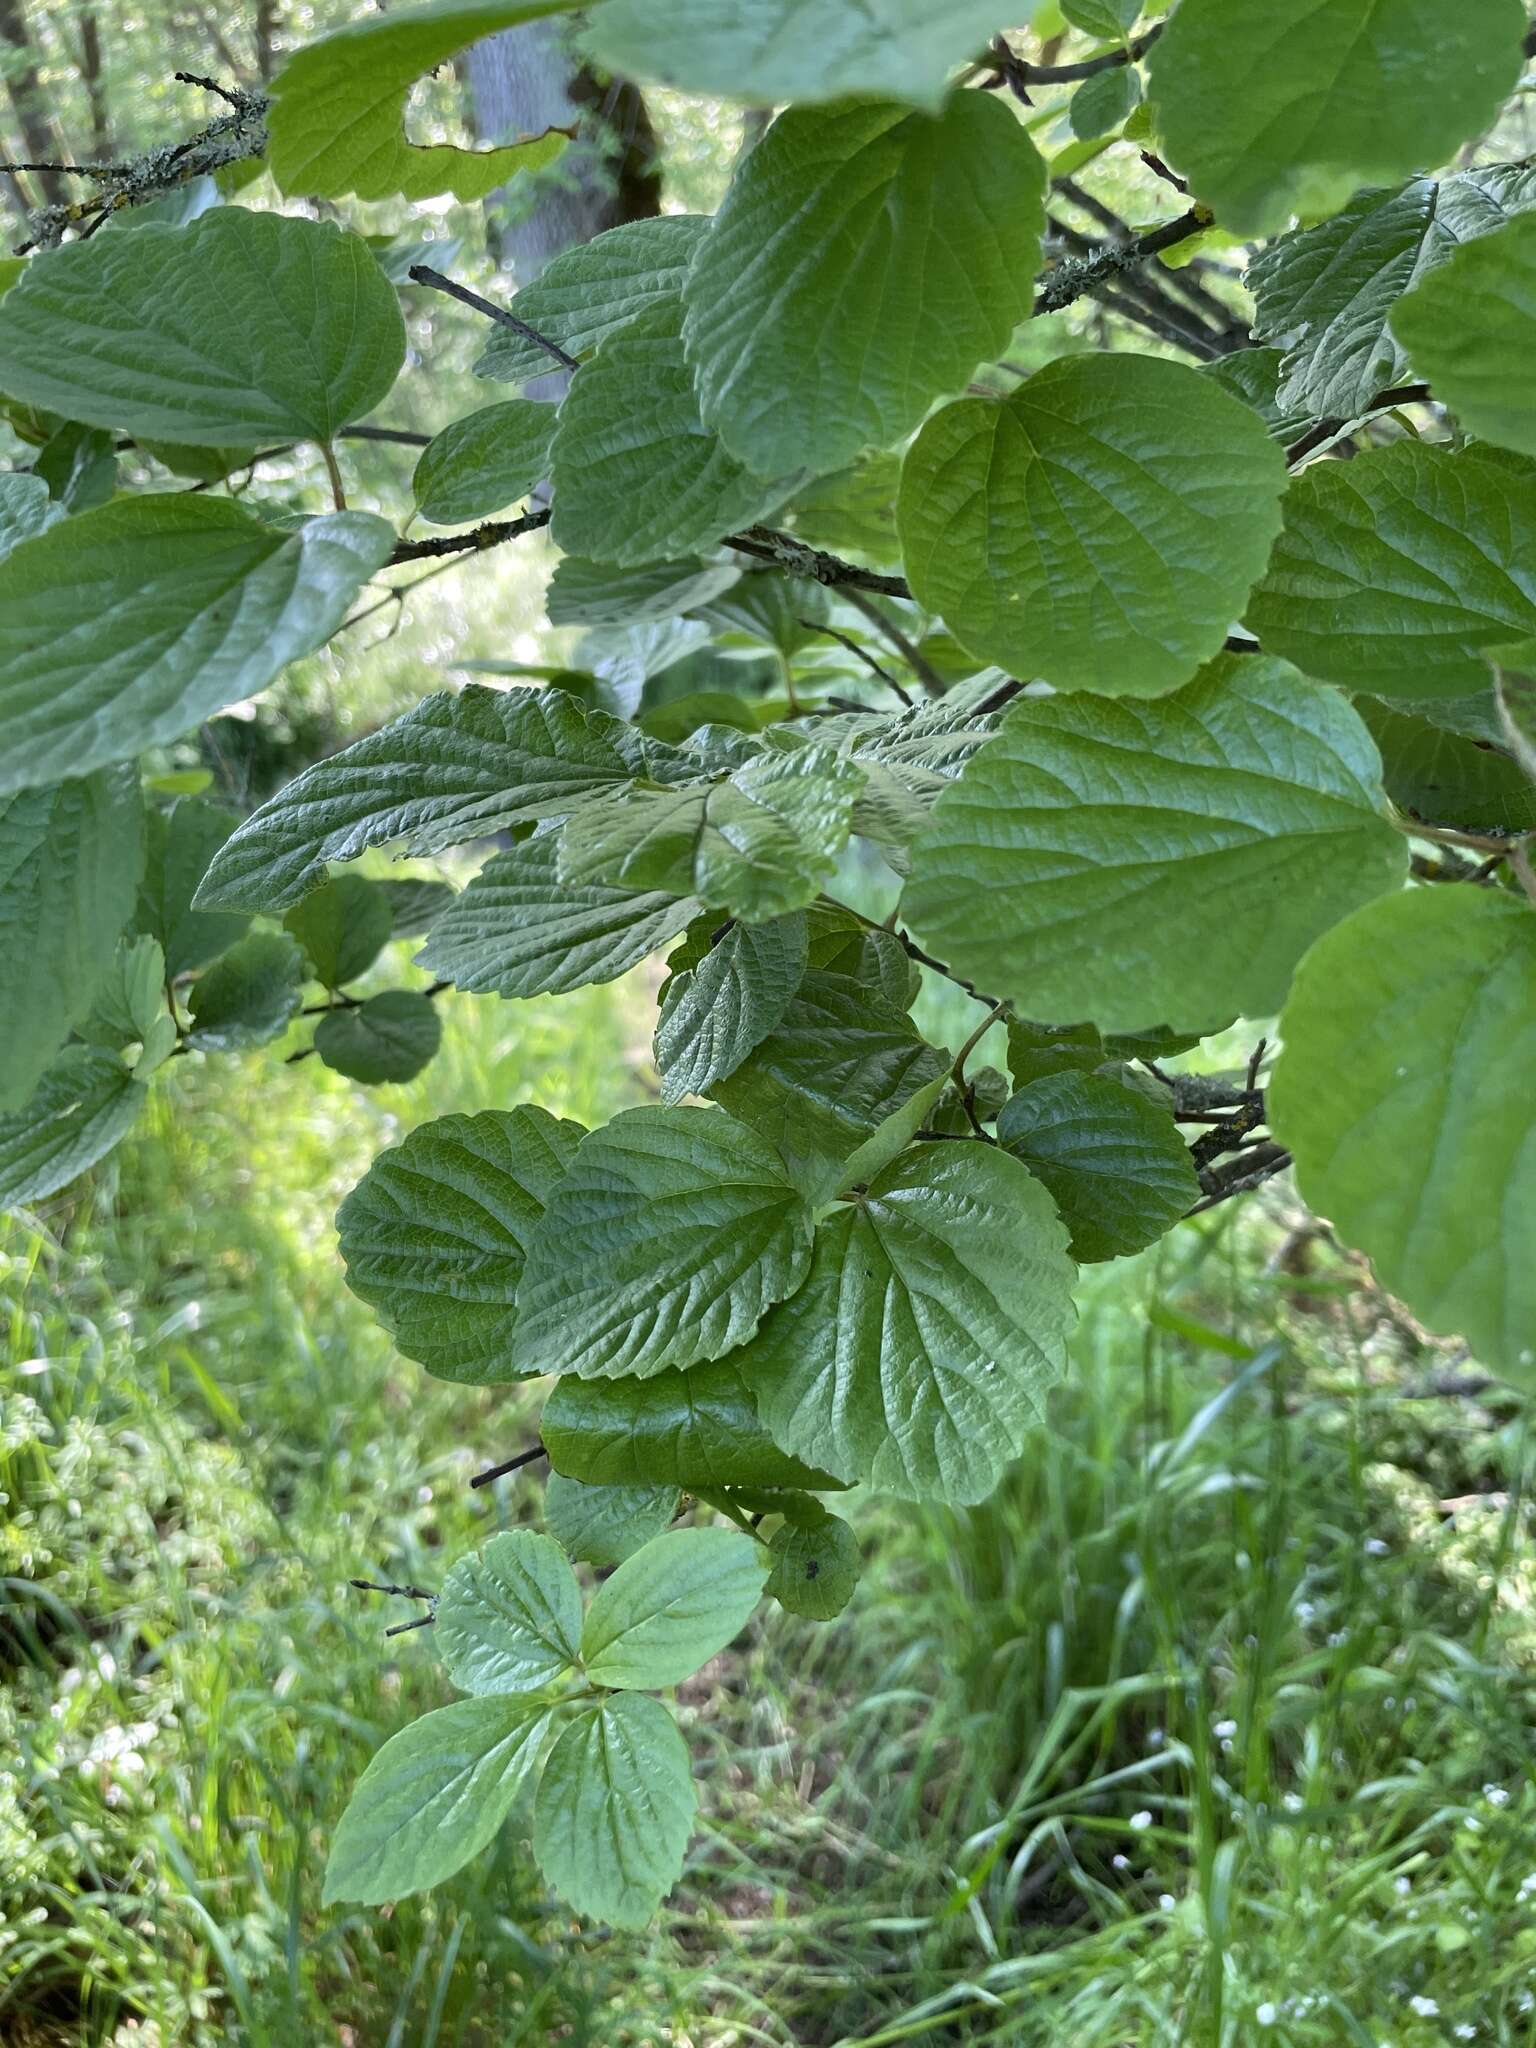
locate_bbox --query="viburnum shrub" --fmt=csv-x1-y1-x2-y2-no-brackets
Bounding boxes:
3,0,1536,1929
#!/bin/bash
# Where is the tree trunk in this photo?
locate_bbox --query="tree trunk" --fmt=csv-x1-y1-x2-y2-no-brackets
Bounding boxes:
0,0,66,209
77,7,109,161
253,0,279,83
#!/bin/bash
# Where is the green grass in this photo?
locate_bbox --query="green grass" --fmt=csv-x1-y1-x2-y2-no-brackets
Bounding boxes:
6,967,1536,2047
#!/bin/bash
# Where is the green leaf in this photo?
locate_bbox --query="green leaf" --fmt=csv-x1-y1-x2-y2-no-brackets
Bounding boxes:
1069,64,1140,141
0,473,60,563
654,914,808,1104
268,0,575,202
580,1527,768,1688
804,902,920,1011
573,617,714,718
1199,348,1315,441
1270,888,1536,1383
1354,695,1536,833
78,936,169,1058
0,1047,145,1210
532,1692,695,1928
135,798,250,979
551,300,801,567
546,555,741,629
475,215,711,386
784,453,902,568
996,1071,1198,1263
558,748,864,923
512,1104,813,1381
380,876,458,937
1249,167,1536,422
765,1508,860,1620
313,991,442,1084
1247,443,1536,701
1392,210,1536,458
322,1694,552,1907
1146,0,1525,238
418,833,701,1000
584,0,1026,110
900,654,1409,1035
544,1477,681,1568
0,210,406,444
413,400,557,525
897,355,1286,696
436,1530,583,1694
737,1142,1076,1504
1005,1018,1108,1091
712,971,948,1202
0,769,142,1114
195,686,676,913
337,1103,582,1383
682,95,1047,479
1061,0,1140,32
283,875,393,990
1494,648,1536,782
186,931,306,1051
0,497,395,793
541,1361,844,1491
34,421,117,513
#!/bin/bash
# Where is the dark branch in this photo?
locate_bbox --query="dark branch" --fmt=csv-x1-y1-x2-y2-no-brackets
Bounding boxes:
1186,1144,1292,1217
471,1444,548,1490
1035,206,1212,317
723,526,911,598
407,264,580,372
1284,383,1433,465
992,21,1164,90
388,507,552,564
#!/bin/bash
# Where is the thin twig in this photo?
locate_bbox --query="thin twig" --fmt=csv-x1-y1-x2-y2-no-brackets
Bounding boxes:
408,264,580,372
801,618,913,707
471,1444,548,1491
389,506,552,565
991,21,1164,90
1285,384,1432,466
723,526,912,599
841,587,944,697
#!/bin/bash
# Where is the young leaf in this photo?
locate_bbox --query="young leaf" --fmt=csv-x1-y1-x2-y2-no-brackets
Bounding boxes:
765,1508,860,1621
654,914,809,1104
1147,0,1525,237
436,1530,583,1695
541,1361,844,1492
135,798,250,979
1392,210,1536,458
996,1072,1200,1263
1270,888,1536,1384
584,0,1028,111
313,991,442,1084
0,472,60,562
0,211,405,444
544,1476,681,1568
284,875,393,989
336,1104,583,1383
1247,443,1536,700
532,1692,695,1928
900,654,1409,1034
413,400,558,526
417,833,702,1000
194,686,683,914
475,215,710,385
736,1142,1076,1505
78,936,168,1056
186,932,306,1051
1249,167,1536,421
0,768,142,1113
1069,64,1140,142
0,497,394,793
511,1104,813,1381
580,1527,768,1688
550,299,801,566
682,94,1047,478
0,1047,145,1210
897,355,1286,696
322,1694,552,1907
268,0,575,202
1062,0,1140,32
546,555,741,629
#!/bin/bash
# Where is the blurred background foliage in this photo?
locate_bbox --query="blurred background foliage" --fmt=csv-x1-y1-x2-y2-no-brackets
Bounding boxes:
7,4,1536,2045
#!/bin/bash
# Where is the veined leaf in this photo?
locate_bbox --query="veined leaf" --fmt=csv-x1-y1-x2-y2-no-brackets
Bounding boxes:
541,1361,843,1491
436,1530,583,1694
1392,210,1536,458
0,210,405,444
284,875,392,989
269,0,575,202
78,936,169,1064
682,94,1047,478
546,555,741,628
654,914,809,1104
0,473,60,562
765,1508,860,1620
1354,696,1536,833
336,1104,583,1384
314,991,442,1084
900,654,1409,1034
1247,443,1536,700
418,833,702,1000
532,1692,695,1928
898,354,1286,696
0,769,141,1113
413,400,557,525
380,876,457,937
544,1477,680,1567
1147,0,1525,238
186,931,306,1051
475,215,710,386
322,1695,552,1907
580,1528,768,1689
0,1047,145,1210
0,497,394,793
135,798,249,980
512,1104,813,1381
1271,888,1536,1383
737,1142,1076,1504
